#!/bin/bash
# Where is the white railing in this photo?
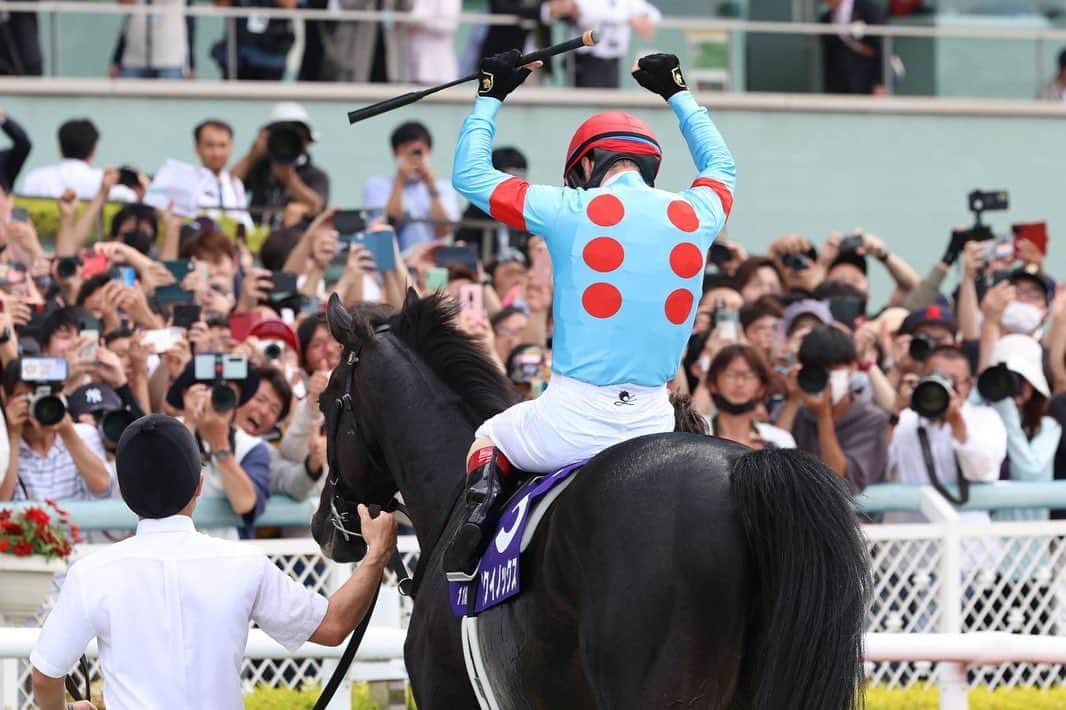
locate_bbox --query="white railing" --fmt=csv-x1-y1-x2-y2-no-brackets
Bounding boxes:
3,0,1066,92
4,498,1066,710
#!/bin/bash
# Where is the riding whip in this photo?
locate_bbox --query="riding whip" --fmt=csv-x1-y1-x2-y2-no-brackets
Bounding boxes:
346,31,599,125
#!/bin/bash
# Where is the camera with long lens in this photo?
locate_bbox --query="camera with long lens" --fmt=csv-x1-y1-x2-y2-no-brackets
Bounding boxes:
266,123,306,165
911,370,955,420
838,234,863,255
193,353,249,413
99,409,137,448
909,334,936,363
977,362,1020,403
781,252,811,271
20,357,68,426
797,364,828,394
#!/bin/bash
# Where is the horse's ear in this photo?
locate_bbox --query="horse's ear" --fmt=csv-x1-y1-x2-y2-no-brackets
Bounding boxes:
326,293,353,344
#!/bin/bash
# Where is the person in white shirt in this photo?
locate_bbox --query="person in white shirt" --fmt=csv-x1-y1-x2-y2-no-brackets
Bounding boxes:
569,0,660,88
886,345,1006,524
30,414,397,710
699,343,797,450
20,119,137,202
407,0,461,83
194,119,253,231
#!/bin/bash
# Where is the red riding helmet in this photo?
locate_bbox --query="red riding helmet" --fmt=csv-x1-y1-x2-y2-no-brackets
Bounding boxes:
564,112,663,189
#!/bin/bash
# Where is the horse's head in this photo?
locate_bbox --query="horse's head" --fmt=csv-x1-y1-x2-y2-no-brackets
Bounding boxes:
310,294,400,563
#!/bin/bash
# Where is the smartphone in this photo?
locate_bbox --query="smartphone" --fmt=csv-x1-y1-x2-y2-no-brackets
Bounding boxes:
1012,222,1048,256
838,234,864,254
298,296,322,317
459,284,484,321
984,238,1014,262
425,267,449,292
228,311,263,342
0,263,26,287
333,210,368,235
268,271,298,299
708,242,732,268
355,231,397,271
435,245,479,273
79,249,109,278
715,308,739,341
140,328,183,354
11,207,29,223
163,259,194,281
155,285,195,305
21,357,68,383
79,330,99,360
172,303,202,330
194,353,248,381
113,266,137,287
117,166,140,189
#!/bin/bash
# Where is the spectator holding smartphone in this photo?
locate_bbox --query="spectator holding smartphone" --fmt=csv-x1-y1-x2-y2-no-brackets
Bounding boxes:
364,122,458,250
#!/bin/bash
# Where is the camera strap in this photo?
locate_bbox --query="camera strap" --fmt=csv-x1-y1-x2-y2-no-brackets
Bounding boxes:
917,425,969,506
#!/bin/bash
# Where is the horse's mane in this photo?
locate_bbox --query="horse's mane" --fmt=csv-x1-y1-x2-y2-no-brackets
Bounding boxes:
354,292,516,423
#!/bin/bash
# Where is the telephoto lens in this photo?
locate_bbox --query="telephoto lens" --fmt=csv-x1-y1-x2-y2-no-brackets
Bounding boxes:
211,383,238,412
29,392,67,426
781,253,810,271
266,124,304,165
908,334,935,363
263,342,282,361
99,409,137,447
911,371,954,420
977,363,1020,403
797,364,828,395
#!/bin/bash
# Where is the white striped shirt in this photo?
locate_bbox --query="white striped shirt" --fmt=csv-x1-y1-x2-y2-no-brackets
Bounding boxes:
11,423,111,502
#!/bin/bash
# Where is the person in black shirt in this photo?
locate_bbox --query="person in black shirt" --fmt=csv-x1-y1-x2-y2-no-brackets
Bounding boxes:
231,102,330,228
0,108,31,194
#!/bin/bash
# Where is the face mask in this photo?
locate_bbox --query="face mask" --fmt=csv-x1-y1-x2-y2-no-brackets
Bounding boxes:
1001,302,1044,335
712,393,757,416
829,368,851,404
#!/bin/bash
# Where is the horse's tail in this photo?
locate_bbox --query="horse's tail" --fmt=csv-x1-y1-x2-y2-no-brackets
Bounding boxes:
729,448,870,710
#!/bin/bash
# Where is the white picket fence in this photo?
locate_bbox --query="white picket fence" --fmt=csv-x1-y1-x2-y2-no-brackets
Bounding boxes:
5,493,1066,710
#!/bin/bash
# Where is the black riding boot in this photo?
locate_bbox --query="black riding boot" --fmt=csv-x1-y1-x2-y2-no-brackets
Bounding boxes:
444,448,509,582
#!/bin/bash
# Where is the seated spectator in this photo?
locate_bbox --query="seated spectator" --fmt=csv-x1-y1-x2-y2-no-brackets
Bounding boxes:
733,256,783,305
886,345,1006,523
408,0,461,84
0,107,31,193
1,358,111,501
20,119,137,201
166,361,271,538
700,343,795,449
195,119,254,231
112,0,188,79
455,147,528,257
1039,48,1066,101
231,103,329,227
364,121,458,250
979,335,1061,522
776,325,889,492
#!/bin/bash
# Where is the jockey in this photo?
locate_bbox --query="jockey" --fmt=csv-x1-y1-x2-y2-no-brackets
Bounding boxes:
444,51,735,581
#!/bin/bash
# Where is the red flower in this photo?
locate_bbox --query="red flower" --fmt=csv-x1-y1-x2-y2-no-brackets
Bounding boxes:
0,539,9,553
0,508,10,522
2,521,21,535
13,541,31,557
25,508,50,527
70,525,82,544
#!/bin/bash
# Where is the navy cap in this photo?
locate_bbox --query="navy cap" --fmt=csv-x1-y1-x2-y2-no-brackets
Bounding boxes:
116,414,202,519
899,304,958,335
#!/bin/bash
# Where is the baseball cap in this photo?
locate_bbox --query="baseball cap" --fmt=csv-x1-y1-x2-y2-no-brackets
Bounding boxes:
989,333,1050,397
67,383,123,419
248,319,301,358
782,299,833,336
116,414,203,518
899,304,958,336
267,102,318,142
1009,265,1055,305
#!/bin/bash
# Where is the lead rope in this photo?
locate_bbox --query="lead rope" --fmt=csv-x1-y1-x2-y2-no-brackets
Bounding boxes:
64,655,90,706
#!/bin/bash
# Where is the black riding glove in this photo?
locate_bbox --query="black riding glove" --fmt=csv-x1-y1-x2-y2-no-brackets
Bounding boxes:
631,53,688,101
478,49,532,102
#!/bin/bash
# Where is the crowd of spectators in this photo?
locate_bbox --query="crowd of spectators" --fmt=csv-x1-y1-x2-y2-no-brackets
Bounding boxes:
0,99,1063,542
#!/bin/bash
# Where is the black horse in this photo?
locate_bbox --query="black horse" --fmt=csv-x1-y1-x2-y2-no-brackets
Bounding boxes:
312,292,870,710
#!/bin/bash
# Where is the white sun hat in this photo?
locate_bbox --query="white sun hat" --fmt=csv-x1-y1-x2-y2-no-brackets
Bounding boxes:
989,333,1050,398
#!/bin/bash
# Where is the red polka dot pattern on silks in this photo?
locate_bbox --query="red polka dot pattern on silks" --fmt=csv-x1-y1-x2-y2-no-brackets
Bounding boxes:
667,200,699,233
582,237,625,273
586,194,625,227
582,282,623,319
670,242,703,279
664,289,695,325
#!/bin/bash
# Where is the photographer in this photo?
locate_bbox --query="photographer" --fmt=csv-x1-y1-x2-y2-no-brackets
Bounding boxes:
232,103,330,227
166,359,272,538
364,121,458,249
0,358,111,502
767,233,825,302
979,335,1061,522
886,345,1006,523
821,231,919,309
776,325,888,492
